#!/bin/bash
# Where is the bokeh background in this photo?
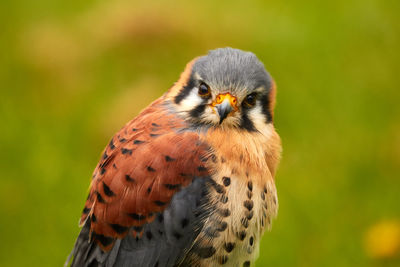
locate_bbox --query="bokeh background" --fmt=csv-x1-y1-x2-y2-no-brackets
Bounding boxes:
1,0,399,266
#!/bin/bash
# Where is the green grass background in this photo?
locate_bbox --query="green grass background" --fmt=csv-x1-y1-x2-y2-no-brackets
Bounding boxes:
0,0,399,266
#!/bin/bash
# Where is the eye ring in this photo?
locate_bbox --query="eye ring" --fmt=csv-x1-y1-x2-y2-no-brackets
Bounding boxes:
243,93,257,108
198,82,211,98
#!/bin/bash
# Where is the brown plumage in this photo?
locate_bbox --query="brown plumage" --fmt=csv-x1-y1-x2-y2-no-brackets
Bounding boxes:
67,48,281,267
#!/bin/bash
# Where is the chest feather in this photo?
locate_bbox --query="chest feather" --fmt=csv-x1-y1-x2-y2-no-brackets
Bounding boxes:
188,128,280,266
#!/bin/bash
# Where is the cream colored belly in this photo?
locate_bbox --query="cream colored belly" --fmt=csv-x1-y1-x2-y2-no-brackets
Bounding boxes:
192,170,278,267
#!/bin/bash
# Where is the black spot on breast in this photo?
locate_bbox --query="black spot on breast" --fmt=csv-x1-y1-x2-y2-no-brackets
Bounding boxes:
209,179,225,194
134,140,145,144
194,245,216,258
219,208,231,217
224,242,235,253
241,218,249,228
147,187,152,194
146,231,153,240
264,185,268,193
91,214,97,222
220,195,228,203
154,200,166,206
165,155,176,162
244,200,254,211
125,174,135,182
217,221,228,232
119,138,127,143
147,166,156,172
102,152,108,160
112,163,117,169
158,213,164,223
149,133,161,137
237,230,247,240
218,255,228,265
181,218,189,228
247,181,253,191
151,123,160,127
102,182,115,197
222,177,231,186
261,191,265,200
109,223,129,234
100,168,106,175
96,191,106,203
93,233,114,247
243,261,251,267
128,213,146,221
249,236,254,246
246,210,254,220
132,128,137,131
121,148,132,155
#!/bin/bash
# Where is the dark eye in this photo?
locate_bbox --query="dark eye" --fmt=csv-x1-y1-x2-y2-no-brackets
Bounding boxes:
198,82,211,97
243,93,257,108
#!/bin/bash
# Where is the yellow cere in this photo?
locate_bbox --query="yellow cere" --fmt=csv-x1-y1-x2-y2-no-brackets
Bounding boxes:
212,93,238,111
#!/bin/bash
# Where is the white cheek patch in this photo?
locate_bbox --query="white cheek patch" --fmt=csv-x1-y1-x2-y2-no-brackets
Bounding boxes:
175,89,203,113
248,104,273,137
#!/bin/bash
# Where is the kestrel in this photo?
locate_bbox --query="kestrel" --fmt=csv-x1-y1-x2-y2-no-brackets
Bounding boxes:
66,48,281,267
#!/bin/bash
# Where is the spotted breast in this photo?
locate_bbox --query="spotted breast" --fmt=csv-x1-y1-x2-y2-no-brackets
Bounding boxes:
178,126,281,266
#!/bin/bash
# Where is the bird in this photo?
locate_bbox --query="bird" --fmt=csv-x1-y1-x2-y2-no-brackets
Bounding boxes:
66,47,282,267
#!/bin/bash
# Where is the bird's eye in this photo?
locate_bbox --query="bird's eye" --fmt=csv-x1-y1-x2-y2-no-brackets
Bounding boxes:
198,83,211,98
243,93,257,108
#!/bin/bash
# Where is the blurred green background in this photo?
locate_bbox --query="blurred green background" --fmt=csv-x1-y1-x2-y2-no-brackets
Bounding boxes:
1,0,399,266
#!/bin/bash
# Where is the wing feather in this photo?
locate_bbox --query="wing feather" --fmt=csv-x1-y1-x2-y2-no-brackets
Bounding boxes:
67,100,213,266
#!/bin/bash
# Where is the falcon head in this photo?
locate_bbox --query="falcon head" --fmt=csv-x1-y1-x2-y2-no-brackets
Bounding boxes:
168,48,276,132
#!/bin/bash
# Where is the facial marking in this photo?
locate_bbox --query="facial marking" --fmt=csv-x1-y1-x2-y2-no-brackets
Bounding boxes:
168,48,275,132
247,105,273,137
178,89,204,112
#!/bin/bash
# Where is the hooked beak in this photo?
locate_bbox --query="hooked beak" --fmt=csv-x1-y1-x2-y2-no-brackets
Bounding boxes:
212,93,238,124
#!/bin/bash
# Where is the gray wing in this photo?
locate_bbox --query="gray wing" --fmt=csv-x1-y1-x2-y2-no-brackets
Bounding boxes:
67,177,214,267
